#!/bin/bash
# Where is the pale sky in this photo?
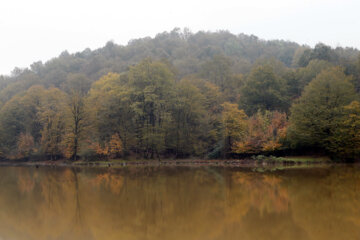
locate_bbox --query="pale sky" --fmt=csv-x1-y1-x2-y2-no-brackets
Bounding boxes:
0,0,359,75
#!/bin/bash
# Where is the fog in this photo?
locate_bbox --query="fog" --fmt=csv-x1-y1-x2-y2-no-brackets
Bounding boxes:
0,0,359,75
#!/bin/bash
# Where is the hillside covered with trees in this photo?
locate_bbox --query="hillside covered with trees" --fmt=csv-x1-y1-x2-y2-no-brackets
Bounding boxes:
1,28,360,161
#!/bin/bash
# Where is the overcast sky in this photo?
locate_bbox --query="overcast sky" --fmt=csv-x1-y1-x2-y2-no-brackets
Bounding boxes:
0,0,359,75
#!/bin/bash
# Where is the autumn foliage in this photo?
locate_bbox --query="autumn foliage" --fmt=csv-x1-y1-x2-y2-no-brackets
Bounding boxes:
17,133,35,159
0,37,359,161
232,111,287,154
87,134,123,159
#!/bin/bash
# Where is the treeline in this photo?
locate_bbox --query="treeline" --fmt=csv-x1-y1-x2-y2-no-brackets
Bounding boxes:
0,29,360,161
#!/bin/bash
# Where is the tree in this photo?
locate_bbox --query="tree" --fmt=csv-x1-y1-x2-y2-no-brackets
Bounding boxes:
221,102,248,157
288,67,356,158
292,47,309,67
64,92,87,160
298,49,312,67
0,86,45,157
350,55,360,92
62,73,92,95
87,72,134,157
38,88,67,159
232,111,287,154
128,58,175,159
296,59,333,92
328,101,360,160
17,132,35,159
0,85,68,159
169,79,207,157
108,133,123,158
190,79,224,156
311,43,338,63
240,65,288,114
202,55,232,91
0,96,29,156
297,43,338,67
61,73,92,160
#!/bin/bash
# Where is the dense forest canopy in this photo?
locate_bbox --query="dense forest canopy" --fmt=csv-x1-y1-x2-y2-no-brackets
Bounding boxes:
1,28,360,161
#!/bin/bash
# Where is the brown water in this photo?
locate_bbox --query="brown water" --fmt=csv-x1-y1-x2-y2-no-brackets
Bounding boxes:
0,165,359,240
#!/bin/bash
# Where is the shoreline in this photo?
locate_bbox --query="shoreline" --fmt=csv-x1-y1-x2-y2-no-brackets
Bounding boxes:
0,156,340,168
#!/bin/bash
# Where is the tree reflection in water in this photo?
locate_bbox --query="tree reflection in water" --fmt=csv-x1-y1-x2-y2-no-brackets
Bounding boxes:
0,166,357,240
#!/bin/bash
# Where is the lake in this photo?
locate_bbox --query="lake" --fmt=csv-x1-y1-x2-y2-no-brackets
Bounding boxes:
0,165,359,240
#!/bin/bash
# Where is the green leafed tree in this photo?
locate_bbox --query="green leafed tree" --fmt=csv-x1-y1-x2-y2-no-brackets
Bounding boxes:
169,79,207,157
128,58,175,159
288,67,356,159
240,65,289,115
63,92,87,160
0,85,68,159
87,72,135,157
201,55,232,91
327,101,360,160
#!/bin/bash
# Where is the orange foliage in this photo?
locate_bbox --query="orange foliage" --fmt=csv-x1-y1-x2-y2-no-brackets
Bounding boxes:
88,141,108,156
108,134,123,158
233,111,287,154
87,133,123,159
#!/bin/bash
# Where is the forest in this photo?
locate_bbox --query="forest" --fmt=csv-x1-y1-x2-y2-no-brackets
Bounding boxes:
0,28,360,161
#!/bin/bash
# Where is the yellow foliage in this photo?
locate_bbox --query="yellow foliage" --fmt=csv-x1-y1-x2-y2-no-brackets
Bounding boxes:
62,133,76,159
108,134,123,157
17,133,35,158
262,140,282,152
222,102,248,140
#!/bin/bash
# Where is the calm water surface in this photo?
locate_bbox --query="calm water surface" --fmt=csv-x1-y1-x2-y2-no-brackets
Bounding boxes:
0,165,359,240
